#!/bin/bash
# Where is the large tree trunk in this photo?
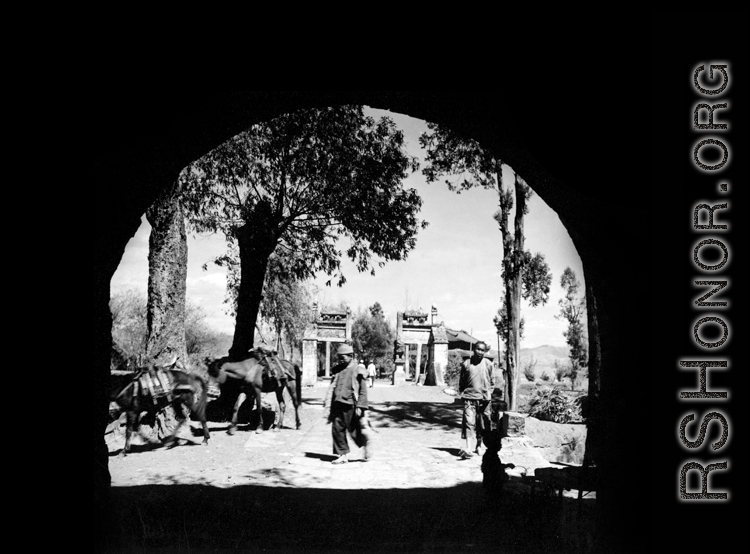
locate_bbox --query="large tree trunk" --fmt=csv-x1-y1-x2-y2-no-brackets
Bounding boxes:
275,324,286,359
585,281,601,395
583,280,602,466
145,184,188,367
499,170,528,412
145,184,189,441
505,276,522,410
229,203,278,359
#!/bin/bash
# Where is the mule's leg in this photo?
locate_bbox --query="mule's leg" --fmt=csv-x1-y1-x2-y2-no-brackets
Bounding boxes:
121,418,130,456
274,387,286,432
252,384,264,433
164,401,188,448
228,392,246,435
293,382,302,429
287,381,302,430
193,398,210,445
122,410,139,455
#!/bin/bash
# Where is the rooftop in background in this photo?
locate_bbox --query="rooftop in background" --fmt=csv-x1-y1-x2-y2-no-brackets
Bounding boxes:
444,328,499,360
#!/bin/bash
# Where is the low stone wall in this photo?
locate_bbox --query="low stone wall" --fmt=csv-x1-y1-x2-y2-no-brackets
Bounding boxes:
522,415,587,465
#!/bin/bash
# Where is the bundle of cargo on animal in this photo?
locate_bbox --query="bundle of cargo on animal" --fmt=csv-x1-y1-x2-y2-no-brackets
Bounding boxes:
109,359,210,455
206,347,302,435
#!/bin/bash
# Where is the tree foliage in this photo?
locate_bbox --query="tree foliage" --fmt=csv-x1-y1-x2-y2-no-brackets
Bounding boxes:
179,106,426,357
443,350,465,390
222,249,314,356
110,289,228,373
521,252,552,307
553,359,568,383
420,122,551,410
184,304,231,363
259,253,314,355
420,125,498,192
556,267,588,390
351,302,394,367
181,106,425,280
110,289,148,369
523,354,538,382
493,297,524,343
493,249,552,340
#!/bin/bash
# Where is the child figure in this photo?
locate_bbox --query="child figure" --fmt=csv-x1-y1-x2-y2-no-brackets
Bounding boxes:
481,388,515,503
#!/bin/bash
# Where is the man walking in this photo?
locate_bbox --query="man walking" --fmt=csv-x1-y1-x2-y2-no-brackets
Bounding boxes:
366,360,377,388
458,341,494,459
325,344,371,464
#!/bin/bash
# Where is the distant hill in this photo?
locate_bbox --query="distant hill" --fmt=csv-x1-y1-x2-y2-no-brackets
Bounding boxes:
452,344,570,375
518,344,570,376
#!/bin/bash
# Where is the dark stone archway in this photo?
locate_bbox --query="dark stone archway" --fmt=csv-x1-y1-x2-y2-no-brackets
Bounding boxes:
94,90,648,552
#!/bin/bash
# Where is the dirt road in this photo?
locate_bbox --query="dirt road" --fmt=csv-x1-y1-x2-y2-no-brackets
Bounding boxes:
99,381,596,553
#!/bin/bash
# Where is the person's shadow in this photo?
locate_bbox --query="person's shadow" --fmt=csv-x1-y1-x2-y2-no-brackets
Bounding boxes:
430,447,463,457
303,452,338,462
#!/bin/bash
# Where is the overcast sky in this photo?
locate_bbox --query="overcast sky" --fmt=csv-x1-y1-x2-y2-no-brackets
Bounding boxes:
110,108,585,350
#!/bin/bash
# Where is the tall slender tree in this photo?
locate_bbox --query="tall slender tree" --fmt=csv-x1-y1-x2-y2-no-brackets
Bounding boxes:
493,296,524,398
556,267,588,390
180,106,427,359
420,123,551,410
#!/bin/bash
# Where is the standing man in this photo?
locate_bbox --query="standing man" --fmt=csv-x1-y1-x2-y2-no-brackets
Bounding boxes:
366,360,377,388
327,344,371,464
458,341,494,459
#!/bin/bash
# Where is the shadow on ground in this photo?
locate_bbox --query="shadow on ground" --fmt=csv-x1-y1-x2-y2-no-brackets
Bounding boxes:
367,402,462,431
97,481,597,554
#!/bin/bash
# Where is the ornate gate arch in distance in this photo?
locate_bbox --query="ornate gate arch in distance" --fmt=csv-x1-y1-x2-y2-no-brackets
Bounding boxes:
301,303,351,386
392,306,448,387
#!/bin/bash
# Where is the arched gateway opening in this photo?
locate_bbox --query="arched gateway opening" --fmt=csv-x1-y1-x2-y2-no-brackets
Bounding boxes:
95,92,639,553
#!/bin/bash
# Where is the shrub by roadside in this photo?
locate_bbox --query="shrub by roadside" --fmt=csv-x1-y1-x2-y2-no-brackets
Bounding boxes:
527,386,585,424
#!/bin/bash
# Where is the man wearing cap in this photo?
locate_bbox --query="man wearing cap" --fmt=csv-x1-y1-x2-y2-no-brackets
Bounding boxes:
327,343,371,464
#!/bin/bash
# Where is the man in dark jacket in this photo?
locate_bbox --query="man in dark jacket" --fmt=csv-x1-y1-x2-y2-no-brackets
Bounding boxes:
327,343,370,464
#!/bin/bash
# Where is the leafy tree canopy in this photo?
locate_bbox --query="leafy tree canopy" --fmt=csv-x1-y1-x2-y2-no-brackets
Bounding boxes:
559,267,584,321
180,106,428,286
494,297,525,344
215,247,314,345
420,122,550,299
258,252,314,346
419,122,499,192
521,252,552,307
